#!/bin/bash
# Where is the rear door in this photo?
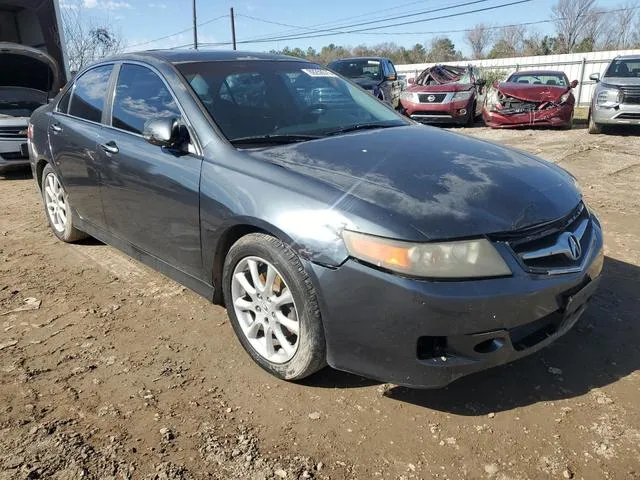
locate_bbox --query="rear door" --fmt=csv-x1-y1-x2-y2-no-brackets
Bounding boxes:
49,64,115,228
98,63,204,278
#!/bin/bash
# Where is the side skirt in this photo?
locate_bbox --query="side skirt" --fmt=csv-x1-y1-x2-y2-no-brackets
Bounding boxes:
75,217,215,302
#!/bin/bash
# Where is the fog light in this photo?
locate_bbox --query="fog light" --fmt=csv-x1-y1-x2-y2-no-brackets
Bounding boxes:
459,109,467,115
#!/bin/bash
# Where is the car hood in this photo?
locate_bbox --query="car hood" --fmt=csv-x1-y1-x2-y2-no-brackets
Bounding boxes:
408,83,471,93
496,83,569,102
601,76,640,87
0,42,61,93
247,125,581,240
350,77,380,90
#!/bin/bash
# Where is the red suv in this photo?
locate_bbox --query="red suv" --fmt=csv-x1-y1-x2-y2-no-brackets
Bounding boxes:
400,65,486,126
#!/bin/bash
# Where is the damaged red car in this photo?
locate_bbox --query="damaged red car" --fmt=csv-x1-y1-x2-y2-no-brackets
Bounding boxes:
399,65,486,125
483,70,578,129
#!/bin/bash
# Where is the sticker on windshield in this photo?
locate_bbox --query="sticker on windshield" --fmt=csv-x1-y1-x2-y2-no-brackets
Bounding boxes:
367,60,380,64
302,68,338,78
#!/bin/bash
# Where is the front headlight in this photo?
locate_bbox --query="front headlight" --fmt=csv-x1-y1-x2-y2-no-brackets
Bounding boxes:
452,90,473,101
342,231,511,279
596,84,622,107
400,91,420,103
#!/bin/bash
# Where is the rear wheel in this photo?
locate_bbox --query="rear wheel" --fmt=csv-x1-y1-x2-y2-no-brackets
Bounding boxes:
222,233,326,381
41,164,87,242
588,109,602,134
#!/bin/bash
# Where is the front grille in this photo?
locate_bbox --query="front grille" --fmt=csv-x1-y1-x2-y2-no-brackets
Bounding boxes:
617,112,640,120
501,202,592,274
418,93,447,103
0,152,28,161
621,86,640,105
0,126,27,139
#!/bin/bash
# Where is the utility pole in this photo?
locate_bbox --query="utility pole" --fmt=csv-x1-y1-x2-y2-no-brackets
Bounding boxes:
230,7,236,50
192,0,198,50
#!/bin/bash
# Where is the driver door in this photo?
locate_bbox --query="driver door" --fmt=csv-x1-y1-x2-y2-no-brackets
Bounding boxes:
98,63,204,279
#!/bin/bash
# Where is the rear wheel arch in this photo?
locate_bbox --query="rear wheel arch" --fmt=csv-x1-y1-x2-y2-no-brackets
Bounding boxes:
35,158,49,189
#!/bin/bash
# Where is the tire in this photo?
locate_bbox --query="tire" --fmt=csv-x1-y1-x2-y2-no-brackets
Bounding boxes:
588,109,602,134
222,233,326,381
466,101,477,127
561,114,574,130
41,164,88,242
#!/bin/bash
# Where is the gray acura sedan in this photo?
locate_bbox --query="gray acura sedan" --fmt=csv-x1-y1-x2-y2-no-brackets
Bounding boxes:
29,51,604,388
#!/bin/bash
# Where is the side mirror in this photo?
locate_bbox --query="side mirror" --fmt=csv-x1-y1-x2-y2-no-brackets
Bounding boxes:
386,74,397,81
570,79,579,89
143,117,180,148
408,78,415,85
589,73,600,82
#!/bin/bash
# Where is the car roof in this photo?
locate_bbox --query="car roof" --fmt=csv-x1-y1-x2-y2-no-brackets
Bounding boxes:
329,57,389,63
614,55,640,60
509,70,567,76
104,49,313,65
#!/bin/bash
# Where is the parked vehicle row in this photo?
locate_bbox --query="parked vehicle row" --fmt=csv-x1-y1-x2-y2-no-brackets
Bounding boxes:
29,50,603,388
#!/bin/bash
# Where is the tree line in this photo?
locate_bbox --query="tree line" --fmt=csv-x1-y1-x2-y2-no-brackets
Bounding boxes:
272,0,640,64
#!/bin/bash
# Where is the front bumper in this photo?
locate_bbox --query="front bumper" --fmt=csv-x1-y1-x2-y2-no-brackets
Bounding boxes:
0,139,30,173
483,104,573,128
401,98,471,124
310,224,604,389
591,103,640,125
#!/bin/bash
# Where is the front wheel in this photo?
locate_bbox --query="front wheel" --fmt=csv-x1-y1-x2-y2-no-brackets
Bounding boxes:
41,164,88,242
588,109,602,134
222,233,326,381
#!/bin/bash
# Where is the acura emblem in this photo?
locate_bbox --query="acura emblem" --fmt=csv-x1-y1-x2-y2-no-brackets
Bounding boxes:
427,95,436,102
566,234,582,260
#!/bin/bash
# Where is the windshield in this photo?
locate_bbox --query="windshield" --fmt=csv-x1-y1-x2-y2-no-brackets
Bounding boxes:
507,73,568,86
177,60,407,144
604,59,640,78
327,59,383,81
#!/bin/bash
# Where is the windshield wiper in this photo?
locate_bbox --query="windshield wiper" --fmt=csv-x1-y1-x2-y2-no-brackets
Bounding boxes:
231,134,321,146
324,123,402,137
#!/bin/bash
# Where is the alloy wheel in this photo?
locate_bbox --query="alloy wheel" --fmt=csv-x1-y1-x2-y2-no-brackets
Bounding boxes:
231,256,300,364
44,172,68,233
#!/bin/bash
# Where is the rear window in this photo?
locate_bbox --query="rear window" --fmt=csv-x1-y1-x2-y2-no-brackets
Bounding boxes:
68,65,113,123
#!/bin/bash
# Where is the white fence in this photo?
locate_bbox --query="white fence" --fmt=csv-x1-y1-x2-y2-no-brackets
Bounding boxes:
396,49,640,106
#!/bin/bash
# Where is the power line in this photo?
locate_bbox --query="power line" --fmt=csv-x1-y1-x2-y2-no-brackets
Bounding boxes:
236,0,495,44
318,5,640,36
127,14,228,49
202,0,533,46
235,0,464,40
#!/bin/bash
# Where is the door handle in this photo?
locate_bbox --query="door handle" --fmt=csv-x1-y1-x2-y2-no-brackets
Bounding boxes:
100,141,119,155
50,124,62,133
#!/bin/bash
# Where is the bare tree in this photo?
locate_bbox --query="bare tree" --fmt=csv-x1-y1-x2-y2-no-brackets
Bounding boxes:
464,23,494,59
62,5,124,73
614,2,638,49
551,0,597,53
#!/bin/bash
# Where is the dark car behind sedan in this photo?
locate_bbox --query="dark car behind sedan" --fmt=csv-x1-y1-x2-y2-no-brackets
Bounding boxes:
28,50,603,388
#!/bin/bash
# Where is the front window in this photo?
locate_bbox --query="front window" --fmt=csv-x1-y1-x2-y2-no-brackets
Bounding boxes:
111,64,181,135
177,61,408,145
328,59,383,82
604,59,640,78
507,73,568,87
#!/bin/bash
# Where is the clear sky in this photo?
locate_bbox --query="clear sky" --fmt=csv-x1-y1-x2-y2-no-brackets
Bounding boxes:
62,0,623,57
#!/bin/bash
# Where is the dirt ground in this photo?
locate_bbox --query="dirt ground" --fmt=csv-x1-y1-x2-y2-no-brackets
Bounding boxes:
1,124,639,480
